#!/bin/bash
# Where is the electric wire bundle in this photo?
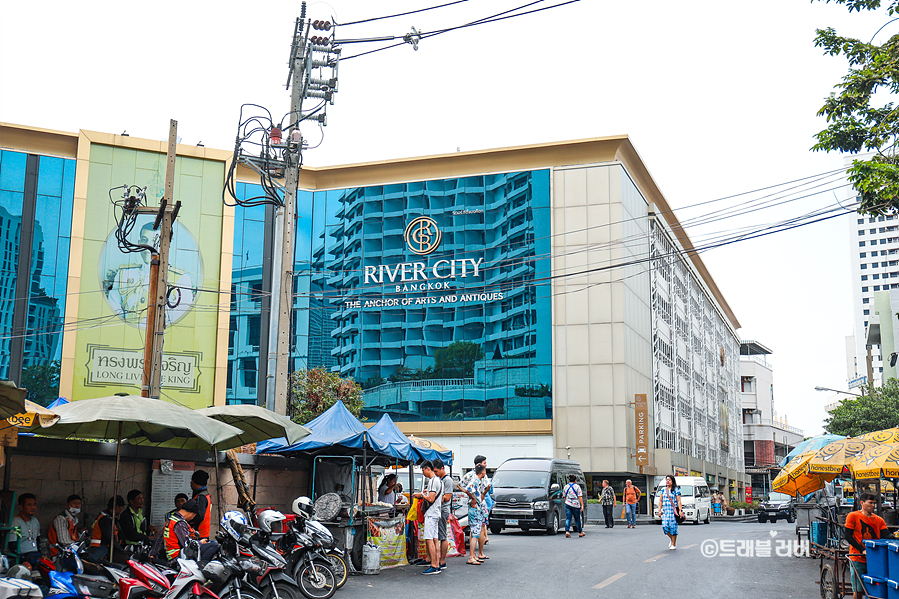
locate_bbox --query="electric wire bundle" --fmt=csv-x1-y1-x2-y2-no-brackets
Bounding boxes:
109,184,156,254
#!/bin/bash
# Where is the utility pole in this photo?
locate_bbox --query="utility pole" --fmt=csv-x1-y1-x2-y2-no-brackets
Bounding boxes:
866,345,875,389
139,120,181,398
261,7,339,415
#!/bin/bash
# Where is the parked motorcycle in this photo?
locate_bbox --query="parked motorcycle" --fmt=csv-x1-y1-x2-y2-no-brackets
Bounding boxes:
118,538,219,599
287,498,346,590
38,532,126,599
119,542,175,599
221,510,304,599
206,540,264,599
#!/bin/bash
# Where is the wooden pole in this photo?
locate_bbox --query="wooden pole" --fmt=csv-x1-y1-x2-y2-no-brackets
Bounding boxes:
150,121,178,398
112,421,123,559
140,255,160,398
213,445,223,524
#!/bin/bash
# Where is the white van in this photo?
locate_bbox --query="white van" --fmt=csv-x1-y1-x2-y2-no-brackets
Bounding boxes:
652,476,712,525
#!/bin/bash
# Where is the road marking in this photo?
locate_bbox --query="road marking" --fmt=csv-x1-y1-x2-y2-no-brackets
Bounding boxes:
592,573,627,589
681,543,697,549
644,553,669,562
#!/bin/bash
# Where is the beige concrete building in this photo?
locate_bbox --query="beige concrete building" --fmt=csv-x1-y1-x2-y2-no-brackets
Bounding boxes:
0,123,748,511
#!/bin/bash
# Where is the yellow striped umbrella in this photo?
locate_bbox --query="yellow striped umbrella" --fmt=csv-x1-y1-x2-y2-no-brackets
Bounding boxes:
858,428,899,445
773,451,837,496
807,438,879,475
849,443,899,479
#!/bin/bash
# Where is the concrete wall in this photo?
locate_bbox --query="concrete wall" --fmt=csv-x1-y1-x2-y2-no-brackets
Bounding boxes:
2,437,308,537
550,163,653,473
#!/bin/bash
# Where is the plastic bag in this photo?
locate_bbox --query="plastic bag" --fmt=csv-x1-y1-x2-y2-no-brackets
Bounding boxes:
407,498,420,522
448,515,465,556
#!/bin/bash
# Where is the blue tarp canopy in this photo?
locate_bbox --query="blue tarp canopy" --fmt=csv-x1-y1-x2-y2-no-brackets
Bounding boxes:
256,400,367,454
256,402,453,465
368,413,417,462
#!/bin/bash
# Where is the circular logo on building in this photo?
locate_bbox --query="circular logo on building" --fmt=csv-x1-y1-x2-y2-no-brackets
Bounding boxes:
98,216,204,328
404,216,441,255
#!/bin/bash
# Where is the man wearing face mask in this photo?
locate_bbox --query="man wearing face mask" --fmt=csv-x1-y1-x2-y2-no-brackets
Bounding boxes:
49,495,84,558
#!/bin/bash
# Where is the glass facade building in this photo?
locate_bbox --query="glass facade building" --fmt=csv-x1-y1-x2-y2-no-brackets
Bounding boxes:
0,150,75,403
227,170,554,422
1,124,749,498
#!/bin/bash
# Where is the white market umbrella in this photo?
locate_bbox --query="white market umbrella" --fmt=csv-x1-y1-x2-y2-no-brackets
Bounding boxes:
196,404,311,447
33,393,243,556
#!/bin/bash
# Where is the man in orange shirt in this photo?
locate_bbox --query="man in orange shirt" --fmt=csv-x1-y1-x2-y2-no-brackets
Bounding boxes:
845,492,891,599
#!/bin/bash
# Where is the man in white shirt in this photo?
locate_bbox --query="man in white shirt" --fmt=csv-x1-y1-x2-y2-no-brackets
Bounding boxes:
413,460,443,575
7,493,41,567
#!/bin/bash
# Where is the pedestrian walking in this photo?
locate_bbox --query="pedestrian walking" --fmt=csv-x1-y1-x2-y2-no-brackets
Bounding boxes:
600,480,616,528
623,479,641,528
462,464,487,565
460,455,490,560
412,460,443,575
657,474,683,550
563,474,584,538
845,492,891,599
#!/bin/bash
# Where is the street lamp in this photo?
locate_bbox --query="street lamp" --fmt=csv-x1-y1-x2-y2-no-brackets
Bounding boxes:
814,386,863,397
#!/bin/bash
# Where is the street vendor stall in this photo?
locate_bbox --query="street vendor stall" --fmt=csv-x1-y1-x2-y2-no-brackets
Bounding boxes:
367,415,463,566
257,403,444,571
772,433,899,598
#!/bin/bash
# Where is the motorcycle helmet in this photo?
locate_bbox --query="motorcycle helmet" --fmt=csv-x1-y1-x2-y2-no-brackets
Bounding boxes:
292,496,314,519
220,510,248,541
257,509,286,534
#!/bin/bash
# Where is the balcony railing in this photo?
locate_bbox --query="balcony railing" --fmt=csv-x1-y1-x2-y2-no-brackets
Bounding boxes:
744,418,803,436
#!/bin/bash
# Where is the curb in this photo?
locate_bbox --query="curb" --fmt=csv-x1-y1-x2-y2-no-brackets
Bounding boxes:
586,515,757,525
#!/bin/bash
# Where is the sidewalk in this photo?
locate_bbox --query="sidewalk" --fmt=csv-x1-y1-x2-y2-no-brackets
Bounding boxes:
585,513,757,525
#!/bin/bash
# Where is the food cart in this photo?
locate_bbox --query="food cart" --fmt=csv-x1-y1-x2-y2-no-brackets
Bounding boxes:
256,402,414,570
257,403,454,571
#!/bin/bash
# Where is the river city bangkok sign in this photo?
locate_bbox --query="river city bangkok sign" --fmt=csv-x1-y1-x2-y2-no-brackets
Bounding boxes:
347,217,504,309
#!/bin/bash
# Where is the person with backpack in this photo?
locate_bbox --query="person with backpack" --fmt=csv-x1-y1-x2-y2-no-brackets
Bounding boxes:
623,479,642,528
563,474,585,538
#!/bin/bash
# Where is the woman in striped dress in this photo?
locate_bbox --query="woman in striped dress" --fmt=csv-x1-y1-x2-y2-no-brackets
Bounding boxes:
657,474,683,550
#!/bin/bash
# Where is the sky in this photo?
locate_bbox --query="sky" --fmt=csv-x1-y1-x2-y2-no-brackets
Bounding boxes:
1,0,893,436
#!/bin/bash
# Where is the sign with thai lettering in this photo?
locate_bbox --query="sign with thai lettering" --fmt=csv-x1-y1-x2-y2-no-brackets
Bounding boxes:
635,393,649,466
84,345,202,392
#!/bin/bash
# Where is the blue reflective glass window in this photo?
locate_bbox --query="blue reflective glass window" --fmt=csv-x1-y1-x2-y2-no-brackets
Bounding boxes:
0,151,28,381
290,170,552,422
227,185,267,405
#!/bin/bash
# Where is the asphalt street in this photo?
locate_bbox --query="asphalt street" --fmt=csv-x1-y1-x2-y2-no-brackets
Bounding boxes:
337,519,820,598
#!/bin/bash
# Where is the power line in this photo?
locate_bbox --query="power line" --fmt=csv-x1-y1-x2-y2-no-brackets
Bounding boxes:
340,0,580,61
338,0,472,26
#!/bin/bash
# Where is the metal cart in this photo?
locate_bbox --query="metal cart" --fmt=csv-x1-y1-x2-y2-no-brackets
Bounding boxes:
796,502,817,546
817,545,852,599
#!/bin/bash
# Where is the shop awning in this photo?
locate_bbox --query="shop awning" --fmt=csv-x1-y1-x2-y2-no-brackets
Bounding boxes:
367,413,417,462
256,401,367,454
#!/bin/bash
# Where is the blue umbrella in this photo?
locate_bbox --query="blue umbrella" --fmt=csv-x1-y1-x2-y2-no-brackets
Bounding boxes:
779,434,846,467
